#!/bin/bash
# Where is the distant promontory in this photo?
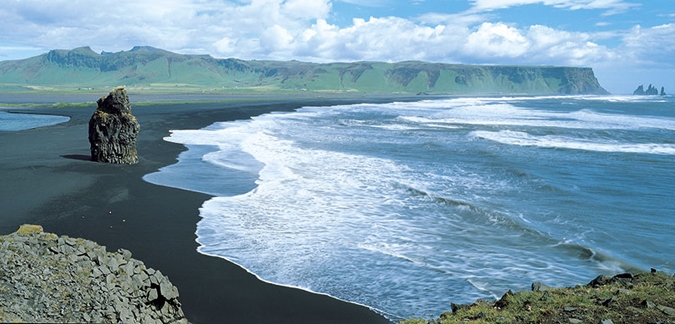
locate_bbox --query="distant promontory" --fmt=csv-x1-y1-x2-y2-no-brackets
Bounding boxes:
0,46,609,95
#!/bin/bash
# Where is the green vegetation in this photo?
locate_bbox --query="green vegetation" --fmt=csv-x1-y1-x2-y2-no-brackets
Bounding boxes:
0,46,609,95
403,270,675,324
49,102,94,109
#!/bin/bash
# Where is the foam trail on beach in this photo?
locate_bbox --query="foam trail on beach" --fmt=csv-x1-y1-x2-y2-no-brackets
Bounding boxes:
470,130,675,154
144,95,675,320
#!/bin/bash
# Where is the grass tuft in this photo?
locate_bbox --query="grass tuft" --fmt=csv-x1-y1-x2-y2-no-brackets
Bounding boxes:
16,224,44,236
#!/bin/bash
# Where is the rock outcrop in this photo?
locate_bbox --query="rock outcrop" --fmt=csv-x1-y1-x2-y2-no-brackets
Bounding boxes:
89,86,140,164
0,225,186,323
633,84,666,96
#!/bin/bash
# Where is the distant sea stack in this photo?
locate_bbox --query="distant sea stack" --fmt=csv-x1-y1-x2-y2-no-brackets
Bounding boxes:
88,86,140,164
633,84,666,96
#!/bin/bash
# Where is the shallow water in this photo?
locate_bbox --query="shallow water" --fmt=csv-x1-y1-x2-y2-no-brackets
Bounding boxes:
0,111,70,131
144,95,675,320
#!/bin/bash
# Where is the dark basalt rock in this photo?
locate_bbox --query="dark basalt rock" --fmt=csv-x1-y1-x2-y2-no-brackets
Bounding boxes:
634,84,665,96
88,86,140,164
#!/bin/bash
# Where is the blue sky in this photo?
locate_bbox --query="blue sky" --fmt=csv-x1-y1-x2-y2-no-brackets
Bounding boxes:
0,0,673,93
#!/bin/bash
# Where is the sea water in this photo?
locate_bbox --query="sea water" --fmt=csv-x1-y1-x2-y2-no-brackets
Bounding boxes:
0,111,70,131
143,95,675,320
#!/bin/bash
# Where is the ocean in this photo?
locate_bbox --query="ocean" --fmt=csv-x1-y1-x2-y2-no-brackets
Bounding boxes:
143,95,675,320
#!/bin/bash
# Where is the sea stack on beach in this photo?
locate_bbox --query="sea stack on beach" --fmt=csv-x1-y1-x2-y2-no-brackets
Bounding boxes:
88,86,140,164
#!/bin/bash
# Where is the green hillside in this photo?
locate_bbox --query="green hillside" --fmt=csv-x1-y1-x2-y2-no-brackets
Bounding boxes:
0,46,609,95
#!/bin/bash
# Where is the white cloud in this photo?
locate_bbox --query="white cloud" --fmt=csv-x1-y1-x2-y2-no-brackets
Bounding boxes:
452,22,616,66
471,0,543,10
417,12,493,26
620,23,675,65
261,25,294,52
291,16,468,62
587,23,675,93
0,1,602,66
0,0,330,51
465,22,530,58
0,0,670,83
335,0,391,7
525,25,616,65
283,0,332,20
469,0,638,15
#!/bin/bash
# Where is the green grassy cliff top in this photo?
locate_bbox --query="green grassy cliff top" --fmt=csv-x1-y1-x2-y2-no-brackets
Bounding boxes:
403,270,675,324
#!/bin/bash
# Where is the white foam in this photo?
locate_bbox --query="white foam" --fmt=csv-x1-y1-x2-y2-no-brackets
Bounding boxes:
370,124,422,131
471,130,675,154
202,150,262,174
146,96,673,319
398,102,675,131
173,109,530,317
575,95,668,103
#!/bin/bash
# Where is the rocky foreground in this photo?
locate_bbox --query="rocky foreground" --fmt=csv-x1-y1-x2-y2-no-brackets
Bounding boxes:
0,225,187,323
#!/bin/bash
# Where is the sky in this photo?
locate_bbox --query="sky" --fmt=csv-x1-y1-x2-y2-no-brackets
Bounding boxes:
0,0,673,94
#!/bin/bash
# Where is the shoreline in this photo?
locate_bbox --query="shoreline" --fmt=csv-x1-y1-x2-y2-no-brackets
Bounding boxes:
0,96,418,323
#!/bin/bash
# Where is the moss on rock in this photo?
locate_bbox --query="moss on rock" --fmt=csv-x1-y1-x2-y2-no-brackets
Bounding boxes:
16,224,44,236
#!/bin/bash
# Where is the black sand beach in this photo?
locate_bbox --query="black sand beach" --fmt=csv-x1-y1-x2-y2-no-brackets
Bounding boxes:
0,95,403,323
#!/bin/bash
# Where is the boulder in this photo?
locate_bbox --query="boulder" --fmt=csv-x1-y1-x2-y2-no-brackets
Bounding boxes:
531,281,553,292
88,86,140,164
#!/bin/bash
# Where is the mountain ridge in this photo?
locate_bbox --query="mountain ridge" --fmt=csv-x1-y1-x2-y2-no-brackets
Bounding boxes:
0,46,609,95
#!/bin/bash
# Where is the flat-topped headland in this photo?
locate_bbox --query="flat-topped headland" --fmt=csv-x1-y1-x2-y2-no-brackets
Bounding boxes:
0,46,608,96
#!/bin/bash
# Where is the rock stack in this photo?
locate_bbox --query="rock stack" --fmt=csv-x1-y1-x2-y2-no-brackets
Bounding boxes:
89,86,140,164
0,225,187,323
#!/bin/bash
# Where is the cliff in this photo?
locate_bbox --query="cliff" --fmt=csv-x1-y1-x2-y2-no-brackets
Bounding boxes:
0,225,187,323
0,46,609,95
